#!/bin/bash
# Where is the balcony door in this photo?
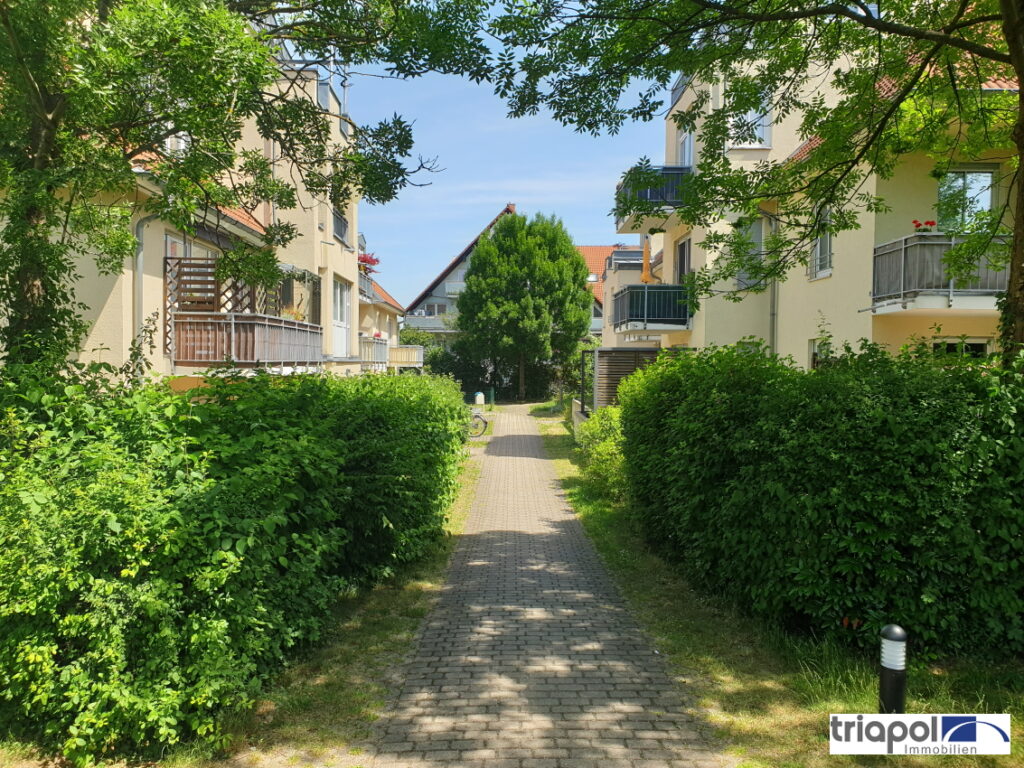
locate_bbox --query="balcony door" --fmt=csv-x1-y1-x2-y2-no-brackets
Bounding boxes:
332,277,351,357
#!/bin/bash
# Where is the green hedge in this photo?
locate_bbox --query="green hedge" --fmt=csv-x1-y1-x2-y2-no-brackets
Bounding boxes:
0,369,466,763
618,344,1024,657
574,405,627,501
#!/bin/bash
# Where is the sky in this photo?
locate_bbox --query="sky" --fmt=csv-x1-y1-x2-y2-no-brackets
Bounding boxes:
350,71,666,308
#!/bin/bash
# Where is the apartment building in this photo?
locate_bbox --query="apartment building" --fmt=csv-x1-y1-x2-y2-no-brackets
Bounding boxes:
605,74,1011,367
357,263,424,372
77,68,374,378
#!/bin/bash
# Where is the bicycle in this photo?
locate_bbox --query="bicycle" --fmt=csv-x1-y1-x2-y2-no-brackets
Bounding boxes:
468,409,488,438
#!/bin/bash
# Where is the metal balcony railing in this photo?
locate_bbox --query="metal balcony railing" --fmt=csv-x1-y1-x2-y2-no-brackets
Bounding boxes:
872,232,1008,303
172,313,323,366
612,284,690,329
358,272,375,299
359,336,388,371
617,166,693,206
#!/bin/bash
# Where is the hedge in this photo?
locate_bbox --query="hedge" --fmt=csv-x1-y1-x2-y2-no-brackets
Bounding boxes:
0,369,466,763
618,343,1024,657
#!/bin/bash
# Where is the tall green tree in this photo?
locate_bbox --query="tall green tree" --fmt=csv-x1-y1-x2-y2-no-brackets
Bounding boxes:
0,0,487,366
484,1,1024,362
456,213,590,399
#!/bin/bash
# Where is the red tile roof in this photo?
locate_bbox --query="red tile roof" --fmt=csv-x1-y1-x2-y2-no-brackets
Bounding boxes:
371,279,404,313
576,245,641,305
217,206,266,234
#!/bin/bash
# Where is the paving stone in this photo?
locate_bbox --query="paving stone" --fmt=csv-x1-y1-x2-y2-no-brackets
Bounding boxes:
370,406,732,767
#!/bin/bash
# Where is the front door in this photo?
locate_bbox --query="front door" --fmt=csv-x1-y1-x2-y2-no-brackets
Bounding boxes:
332,277,350,357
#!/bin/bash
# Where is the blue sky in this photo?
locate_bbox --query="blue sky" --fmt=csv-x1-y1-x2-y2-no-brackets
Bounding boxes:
350,71,664,307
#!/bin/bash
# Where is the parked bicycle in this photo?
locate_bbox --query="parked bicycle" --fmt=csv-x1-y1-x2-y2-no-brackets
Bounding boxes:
468,409,488,438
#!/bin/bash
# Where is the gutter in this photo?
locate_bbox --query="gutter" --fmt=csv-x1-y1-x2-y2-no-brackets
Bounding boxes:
133,212,161,346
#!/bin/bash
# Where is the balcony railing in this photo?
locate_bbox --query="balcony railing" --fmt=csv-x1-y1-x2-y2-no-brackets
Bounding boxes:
612,284,690,330
359,336,389,371
358,272,375,300
172,313,323,366
872,232,1008,303
445,281,466,297
617,166,693,206
389,345,425,367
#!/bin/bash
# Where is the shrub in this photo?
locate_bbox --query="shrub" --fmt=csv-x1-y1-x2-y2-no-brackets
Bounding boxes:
575,406,626,501
618,343,1024,657
0,368,466,764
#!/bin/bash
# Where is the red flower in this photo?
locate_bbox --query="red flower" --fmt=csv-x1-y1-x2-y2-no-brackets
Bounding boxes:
912,219,921,227
925,220,936,227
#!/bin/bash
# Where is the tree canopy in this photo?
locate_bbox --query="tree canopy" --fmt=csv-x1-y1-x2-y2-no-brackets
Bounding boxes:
0,0,483,366
482,0,1024,360
455,213,591,399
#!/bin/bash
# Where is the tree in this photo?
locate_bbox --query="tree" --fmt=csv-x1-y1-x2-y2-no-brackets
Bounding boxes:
455,213,591,399
0,0,484,367
399,327,438,348
485,1,1024,362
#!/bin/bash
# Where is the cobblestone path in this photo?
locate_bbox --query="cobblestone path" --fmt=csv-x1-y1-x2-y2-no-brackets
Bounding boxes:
372,405,731,768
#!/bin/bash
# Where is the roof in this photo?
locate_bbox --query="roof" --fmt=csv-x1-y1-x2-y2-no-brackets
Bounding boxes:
216,206,266,235
371,279,404,313
406,203,517,312
576,245,640,305
787,75,1018,164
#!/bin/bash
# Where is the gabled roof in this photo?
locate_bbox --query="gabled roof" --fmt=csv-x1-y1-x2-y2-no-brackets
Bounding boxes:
576,245,640,306
371,279,404,313
406,203,516,312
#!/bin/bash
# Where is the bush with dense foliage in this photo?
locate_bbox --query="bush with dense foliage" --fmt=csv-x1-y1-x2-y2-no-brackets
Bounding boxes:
0,367,466,764
574,405,626,501
618,343,1024,657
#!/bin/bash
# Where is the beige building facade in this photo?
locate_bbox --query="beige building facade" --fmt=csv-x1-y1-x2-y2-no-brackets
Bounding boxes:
605,75,1010,367
76,68,384,379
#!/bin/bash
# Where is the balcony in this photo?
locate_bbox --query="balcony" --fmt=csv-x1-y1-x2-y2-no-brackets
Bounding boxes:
612,284,690,332
172,313,323,367
404,313,451,333
872,232,1008,312
359,272,375,301
445,281,466,297
616,166,693,232
359,336,388,372
389,345,425,368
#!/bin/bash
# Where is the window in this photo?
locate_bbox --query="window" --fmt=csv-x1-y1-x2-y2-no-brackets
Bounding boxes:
933,340,990,358
736,218,765,289
317,80,330,111
677,131,694,167
333,208,350,245
592,303,603,318
938,168,994,230
809,208,832,279
809,339,828,369
732,104,771,148
425,303,447,316
676,239,691,284
164,133,190,155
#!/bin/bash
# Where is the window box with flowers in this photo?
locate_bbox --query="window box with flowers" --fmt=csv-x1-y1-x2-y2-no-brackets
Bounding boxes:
912,219,937,233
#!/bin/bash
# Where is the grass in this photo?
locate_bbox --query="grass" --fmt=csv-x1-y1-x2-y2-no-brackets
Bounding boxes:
0,452,482,768
533,414,1024,768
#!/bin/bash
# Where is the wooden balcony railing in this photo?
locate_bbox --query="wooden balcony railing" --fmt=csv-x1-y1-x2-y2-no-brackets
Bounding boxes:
872,232,1008,304
172,313,323,366
389,345,424,367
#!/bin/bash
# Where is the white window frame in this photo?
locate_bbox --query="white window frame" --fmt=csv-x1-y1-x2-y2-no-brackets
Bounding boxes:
676,238,691,284
677,131,694,166
730,104,772,149
938,166,996,230
808,208,833,280
736,217,766,290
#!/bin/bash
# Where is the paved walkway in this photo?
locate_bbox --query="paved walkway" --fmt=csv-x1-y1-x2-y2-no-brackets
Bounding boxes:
373,405,731,768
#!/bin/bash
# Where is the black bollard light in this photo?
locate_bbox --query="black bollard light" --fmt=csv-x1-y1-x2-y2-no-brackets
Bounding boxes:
878,624,907,714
